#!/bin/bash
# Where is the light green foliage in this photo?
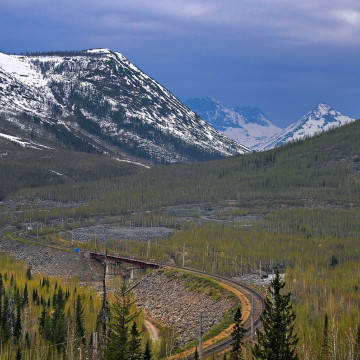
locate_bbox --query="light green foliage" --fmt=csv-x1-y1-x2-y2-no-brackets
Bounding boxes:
0,254,102,360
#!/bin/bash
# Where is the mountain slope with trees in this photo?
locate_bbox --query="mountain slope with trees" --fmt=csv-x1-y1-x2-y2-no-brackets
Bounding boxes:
0,50,250,163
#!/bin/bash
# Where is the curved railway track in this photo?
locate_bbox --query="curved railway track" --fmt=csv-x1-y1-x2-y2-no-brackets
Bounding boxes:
167,265,265,359
3,234,264,359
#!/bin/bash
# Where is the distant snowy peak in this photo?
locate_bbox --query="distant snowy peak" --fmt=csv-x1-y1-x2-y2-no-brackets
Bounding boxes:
184,97,281,150
0,50,251,162
262,103,355,150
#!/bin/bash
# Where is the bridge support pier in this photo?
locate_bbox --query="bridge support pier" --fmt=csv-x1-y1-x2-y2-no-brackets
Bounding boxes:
130,267,146,281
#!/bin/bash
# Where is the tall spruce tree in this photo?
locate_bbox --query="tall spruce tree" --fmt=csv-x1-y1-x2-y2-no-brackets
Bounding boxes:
230,306,245,360
75,295,85,345
128,322,142,360
38,307,47,335
14,305,22,341
0,274,3,327
143,340,152,360
1,293,11,342
15,347,22,360
252,270,298,360
354,324,360,360
320,313,329,360
25,268,32,281
22,283,29,307
105,283,137,360
51,287,67,349
194,347,199,360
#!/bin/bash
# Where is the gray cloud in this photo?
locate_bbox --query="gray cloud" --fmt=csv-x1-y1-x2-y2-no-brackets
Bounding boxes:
3,0,360,46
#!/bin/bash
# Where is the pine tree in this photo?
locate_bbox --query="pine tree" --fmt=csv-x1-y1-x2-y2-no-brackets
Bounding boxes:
223,353,227,360
320,313,329,359
14,305,22,341
23,283,29,306
143,340,152,360
25,268,32,280
194,347,199,360
105,283,137,360
0,274,3,297
252,270,298,360
32,288,38,303
38,308,47,334
75,295,85,345
25,332,31,348
128,322,142,360
354,324,360,360
51,287,67,349
0,274,3,327
1,293,11,342
230,306,245,360
16,347,21,360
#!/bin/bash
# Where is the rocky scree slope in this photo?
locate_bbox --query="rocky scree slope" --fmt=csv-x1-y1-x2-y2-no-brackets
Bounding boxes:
0,50,250,163
133,269,236,347
0,237,103,281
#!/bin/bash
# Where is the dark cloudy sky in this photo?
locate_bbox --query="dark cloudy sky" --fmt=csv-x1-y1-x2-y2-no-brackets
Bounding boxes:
1,0,359,127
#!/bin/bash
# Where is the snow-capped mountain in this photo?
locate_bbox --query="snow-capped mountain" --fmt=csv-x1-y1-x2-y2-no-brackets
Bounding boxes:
0,49,251,163
262,103,356,150
184,97,281,150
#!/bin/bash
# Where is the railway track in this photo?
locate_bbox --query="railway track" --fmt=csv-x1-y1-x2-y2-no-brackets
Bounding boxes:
4,235,264,359
167,265,265,359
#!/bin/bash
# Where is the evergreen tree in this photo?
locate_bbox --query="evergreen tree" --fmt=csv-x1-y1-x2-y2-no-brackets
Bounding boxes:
230,306,245,360
25,332,31,348
32,288,38,303
223,353,227,360
143,340,152,360
354,324,360,360
51,287,67,349
15,347,21,360
25,268,32,281
0,274,3,327
38,308,47,334
105,283,137,360
14,305,22,341
75,295,85,345
320,313,329,360
252,270,298,360
23,283,29,306
1,293,11,342
13,284,21,306
194,347,199,360
128,322,142,360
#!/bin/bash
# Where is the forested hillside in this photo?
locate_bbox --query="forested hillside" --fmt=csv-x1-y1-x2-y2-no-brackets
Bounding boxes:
1,118,360,359
1,118,358,223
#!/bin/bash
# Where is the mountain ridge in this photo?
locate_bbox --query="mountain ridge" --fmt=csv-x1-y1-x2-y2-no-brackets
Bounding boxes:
185,97,356,151
0,49,251,163
262,103,355,150
184,97,281,150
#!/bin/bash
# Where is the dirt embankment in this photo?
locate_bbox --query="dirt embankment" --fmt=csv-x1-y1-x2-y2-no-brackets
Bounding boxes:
0,237,102,281
132,270,236,347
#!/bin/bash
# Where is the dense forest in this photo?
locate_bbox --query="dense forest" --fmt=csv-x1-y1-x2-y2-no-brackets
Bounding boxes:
0,254,176,360
1,120,360,358
1,118,359,221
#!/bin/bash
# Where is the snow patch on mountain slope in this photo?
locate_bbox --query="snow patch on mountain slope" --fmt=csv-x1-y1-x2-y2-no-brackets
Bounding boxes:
0,50,250,162
262,103,355,150
0,132,51,149
185,97,281,150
